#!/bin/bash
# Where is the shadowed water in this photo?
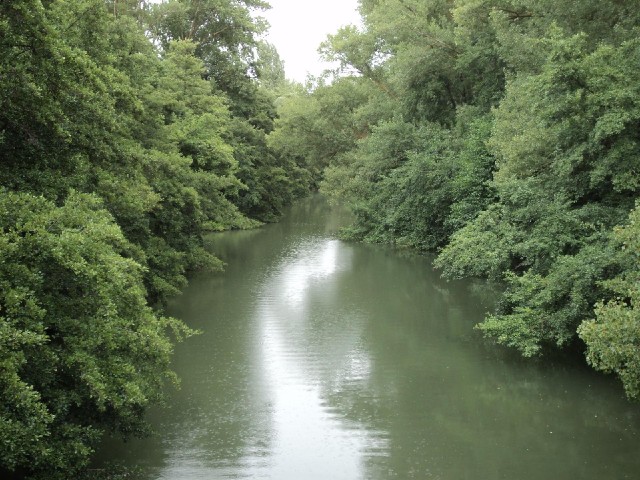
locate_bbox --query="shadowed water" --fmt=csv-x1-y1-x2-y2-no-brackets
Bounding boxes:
97,195,640,479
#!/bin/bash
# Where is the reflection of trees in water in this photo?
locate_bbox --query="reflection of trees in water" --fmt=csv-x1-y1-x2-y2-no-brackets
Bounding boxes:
159,250,277,477
96,195,640,480
303,244,640,480
135,194,354,478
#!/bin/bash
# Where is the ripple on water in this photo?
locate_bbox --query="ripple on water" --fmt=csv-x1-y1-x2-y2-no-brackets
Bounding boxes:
95,196,640,480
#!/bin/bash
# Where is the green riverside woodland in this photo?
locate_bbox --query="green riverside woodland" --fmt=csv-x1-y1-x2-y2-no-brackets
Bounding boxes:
1,1,640,479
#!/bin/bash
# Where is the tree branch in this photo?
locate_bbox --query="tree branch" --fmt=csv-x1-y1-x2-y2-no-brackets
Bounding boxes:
496,7,536,22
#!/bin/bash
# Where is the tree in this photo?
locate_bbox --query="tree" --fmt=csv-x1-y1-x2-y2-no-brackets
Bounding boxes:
436,31,640,356
270,0,640,399
255,41,287,92
579,204,640,400
146,0,312,222
0,192,192,478
0,2,312,476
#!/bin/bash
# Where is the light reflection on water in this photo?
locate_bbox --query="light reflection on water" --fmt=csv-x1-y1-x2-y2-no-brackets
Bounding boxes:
95,195,640,480
254,236,388,479
278,238,341,306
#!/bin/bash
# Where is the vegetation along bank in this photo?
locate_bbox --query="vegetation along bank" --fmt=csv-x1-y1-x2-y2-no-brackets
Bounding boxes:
2,0,640,478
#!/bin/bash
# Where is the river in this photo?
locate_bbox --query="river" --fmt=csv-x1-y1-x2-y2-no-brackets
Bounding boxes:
97,195,640,479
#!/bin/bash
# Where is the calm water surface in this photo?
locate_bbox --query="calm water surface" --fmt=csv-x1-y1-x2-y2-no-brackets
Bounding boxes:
99,195,640,479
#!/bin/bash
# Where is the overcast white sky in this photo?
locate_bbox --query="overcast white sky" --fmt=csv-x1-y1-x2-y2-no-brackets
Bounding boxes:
260,0,361,82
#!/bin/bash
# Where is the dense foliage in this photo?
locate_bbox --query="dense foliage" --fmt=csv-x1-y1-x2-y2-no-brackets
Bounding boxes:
270,0,640,399
0,0,310,477
4,0,640,475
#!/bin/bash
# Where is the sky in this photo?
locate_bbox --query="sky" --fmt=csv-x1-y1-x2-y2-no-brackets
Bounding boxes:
260,0,361,82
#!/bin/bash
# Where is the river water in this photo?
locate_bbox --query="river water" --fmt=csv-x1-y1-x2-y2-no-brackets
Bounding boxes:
99,195,640,479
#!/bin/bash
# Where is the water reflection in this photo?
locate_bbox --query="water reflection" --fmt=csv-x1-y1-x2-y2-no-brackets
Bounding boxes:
254,235,387,479
279,238,341,306
95,195,640,480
